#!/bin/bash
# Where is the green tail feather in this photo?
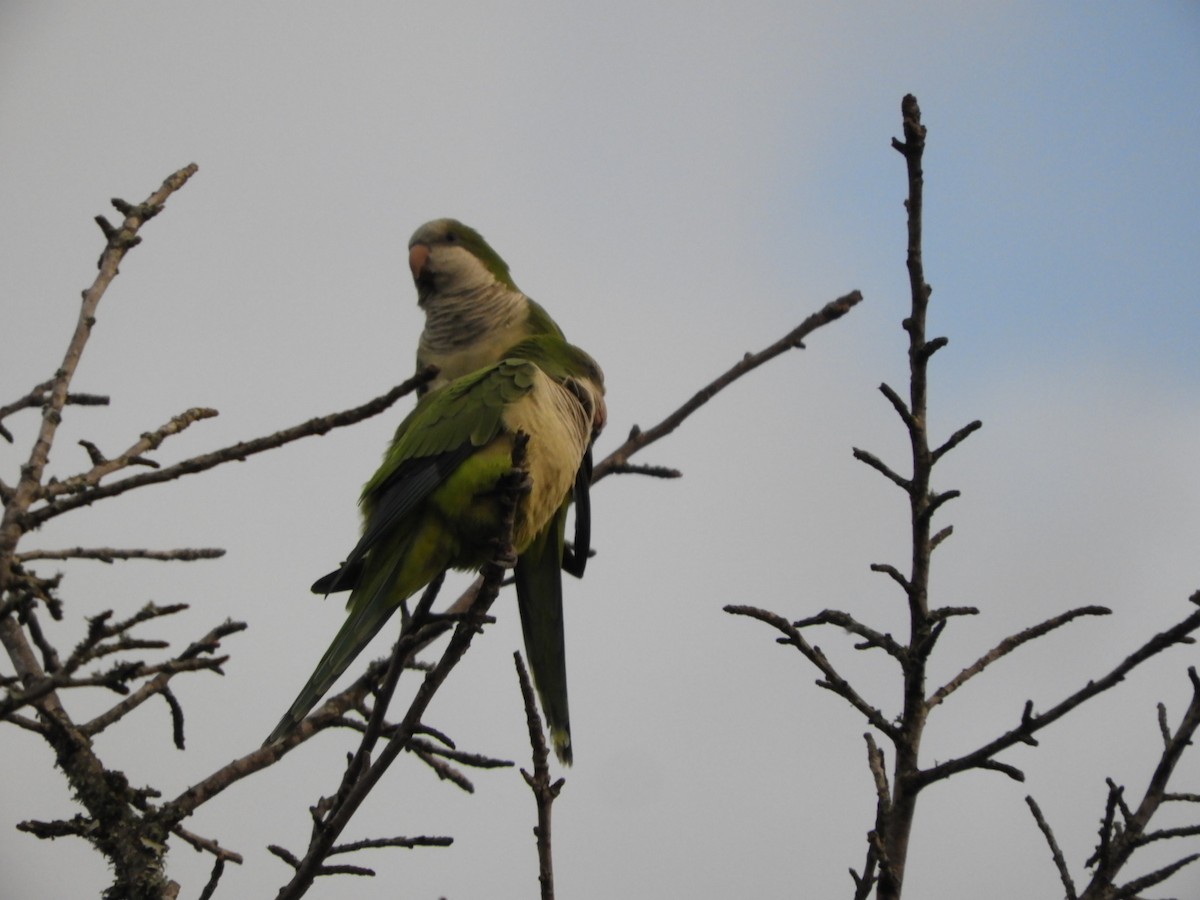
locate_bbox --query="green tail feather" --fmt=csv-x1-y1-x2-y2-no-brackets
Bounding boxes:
265,554,410,745
514,505,573,765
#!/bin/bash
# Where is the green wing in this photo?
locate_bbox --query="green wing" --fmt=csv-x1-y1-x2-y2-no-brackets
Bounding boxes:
313,361,535,595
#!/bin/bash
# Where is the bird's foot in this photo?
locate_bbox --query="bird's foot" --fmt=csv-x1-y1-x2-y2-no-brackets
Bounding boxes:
488,542,519,570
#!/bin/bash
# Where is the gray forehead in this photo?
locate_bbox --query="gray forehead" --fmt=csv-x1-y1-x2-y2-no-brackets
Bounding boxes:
408,218,464,247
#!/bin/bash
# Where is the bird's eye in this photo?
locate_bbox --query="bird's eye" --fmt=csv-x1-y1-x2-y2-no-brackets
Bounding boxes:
445,232,458,243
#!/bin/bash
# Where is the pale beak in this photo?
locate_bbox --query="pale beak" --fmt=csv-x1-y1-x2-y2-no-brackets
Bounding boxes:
408,243,430,282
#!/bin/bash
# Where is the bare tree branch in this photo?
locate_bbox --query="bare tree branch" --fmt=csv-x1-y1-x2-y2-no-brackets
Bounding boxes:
171,824,244,865
80,619,246,738
0,379,110,444
1107,852,1200,898
1025,795,1078,900
23,370,433,529
931,419,982,464
724,604,899,741
44,407,218,499
920,603,1200,787
792,609,907,661
0,164,199,578
852,447,911,491
877,382,916,434
593,289,862,482
516,651,564,900
1076,667,1200,898
0,166,244,900
852,733,888,900
926,605,1111,711
196,858,225,900
15,547,225,564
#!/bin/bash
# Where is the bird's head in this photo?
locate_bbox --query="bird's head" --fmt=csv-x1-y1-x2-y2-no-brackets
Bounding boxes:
408,218,518,304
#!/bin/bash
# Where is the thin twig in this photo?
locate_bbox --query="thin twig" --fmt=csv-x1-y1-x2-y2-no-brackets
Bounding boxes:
171,825,244,864
1107,853,1200,898
926,605,1111,711
792,609,906,660
43,407,219,500
0,380,109,444
852,447,910,491
80,620,245,736
24,370,435,529
931,419,982,464
15,547,225,564
920,604,1200,787
725,605,898,740
196,858,225,900
859,733,890,899
328,835,453,855
1025,795,1077,899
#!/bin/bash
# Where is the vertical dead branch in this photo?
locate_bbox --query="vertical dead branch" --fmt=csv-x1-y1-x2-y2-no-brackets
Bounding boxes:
516,651,564,900
866,91,939,900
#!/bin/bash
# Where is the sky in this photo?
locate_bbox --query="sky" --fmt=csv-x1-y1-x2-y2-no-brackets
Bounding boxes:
2,3,1199,898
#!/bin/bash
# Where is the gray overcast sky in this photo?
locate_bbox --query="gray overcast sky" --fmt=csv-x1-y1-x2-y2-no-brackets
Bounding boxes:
3,3,1200,898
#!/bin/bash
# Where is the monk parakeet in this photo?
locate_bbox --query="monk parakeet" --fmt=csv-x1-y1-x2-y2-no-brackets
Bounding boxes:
407,218,598,577
266,333,605,764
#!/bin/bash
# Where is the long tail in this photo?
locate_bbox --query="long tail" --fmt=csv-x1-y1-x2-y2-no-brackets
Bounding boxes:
264,559,405,745
514,506,572,764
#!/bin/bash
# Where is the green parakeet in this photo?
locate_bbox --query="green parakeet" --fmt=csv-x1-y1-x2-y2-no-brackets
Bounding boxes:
406,219,598,577
266,332,605,764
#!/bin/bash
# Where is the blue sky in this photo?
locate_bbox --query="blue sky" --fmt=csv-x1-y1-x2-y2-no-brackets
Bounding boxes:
2,4,1199,898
